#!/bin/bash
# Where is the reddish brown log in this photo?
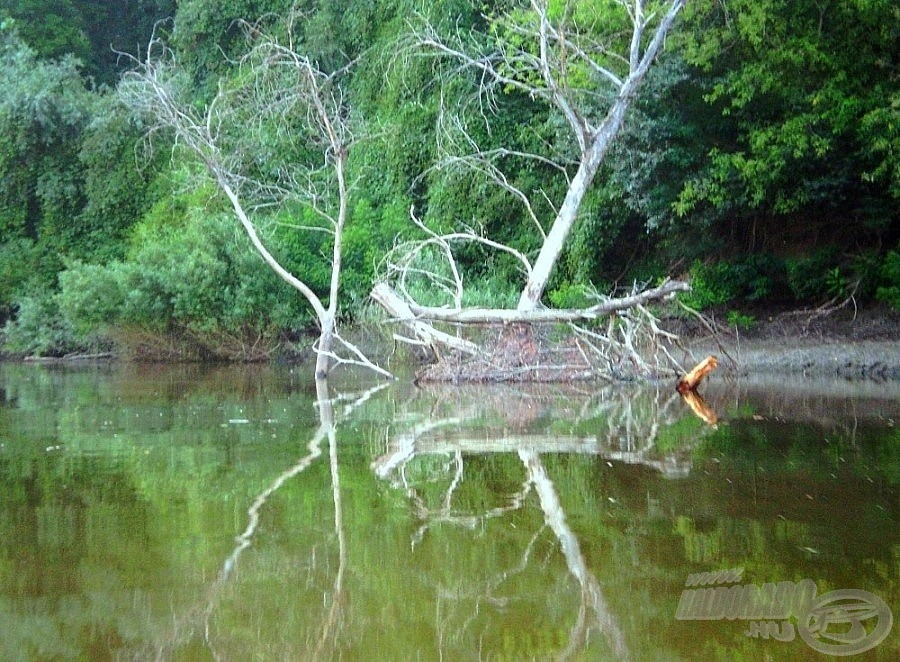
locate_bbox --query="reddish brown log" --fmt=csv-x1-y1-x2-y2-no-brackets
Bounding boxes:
676,355,718,394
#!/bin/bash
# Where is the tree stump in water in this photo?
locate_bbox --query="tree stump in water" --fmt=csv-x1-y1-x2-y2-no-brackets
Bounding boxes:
676,355,718,394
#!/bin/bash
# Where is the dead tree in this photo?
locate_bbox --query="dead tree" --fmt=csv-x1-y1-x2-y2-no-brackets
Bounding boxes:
372,1,690,381
119,17,390,379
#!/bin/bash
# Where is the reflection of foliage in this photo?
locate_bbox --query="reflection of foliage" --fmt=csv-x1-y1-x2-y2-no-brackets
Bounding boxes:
653,412,707,453
700,417,899,487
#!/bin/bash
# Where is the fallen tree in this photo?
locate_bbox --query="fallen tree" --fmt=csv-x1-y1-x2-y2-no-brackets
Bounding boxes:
372,1,690,382
373,278,690,326
373,265,690,383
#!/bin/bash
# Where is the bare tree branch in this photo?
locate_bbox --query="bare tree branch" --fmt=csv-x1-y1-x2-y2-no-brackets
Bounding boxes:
397,1,687,321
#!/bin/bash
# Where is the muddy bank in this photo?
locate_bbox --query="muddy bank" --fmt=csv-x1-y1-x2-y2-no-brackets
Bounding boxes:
692,338,900,379
681,306,900,380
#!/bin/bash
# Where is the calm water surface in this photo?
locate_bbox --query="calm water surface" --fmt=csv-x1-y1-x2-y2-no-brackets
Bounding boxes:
0,362,897,660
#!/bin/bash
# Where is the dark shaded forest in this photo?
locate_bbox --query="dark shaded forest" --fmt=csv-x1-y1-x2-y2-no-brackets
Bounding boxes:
1,0,897,359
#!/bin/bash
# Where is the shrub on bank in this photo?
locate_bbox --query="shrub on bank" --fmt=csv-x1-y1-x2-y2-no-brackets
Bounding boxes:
3,209,312,359
876,250,900,310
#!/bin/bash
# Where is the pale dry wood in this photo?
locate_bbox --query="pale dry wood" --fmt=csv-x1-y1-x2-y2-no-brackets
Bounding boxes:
372,280,689,324
370,282,480,355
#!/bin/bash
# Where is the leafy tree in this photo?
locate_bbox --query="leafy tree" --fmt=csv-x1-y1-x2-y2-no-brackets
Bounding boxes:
170,0,291,96
1,0,175,84
0,21,91,311
563,0,899,303
0,19,163,334
0,0,90,63
675,0,898,244
56,184,309,360
75,95,162,264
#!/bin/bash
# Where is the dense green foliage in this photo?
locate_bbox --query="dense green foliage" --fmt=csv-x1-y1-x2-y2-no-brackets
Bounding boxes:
0,1,897,356
52,176,309,360
1,0,176,84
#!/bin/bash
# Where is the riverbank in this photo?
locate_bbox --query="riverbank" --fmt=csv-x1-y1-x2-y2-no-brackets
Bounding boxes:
2,305,897,380
680,305,900,380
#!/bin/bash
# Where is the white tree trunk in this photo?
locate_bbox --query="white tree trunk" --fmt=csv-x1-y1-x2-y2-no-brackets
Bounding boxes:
315,318,335,379
517,95,634,311
517,1,686,310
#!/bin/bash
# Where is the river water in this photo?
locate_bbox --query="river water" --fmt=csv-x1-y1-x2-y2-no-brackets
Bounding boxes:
0,362,896,660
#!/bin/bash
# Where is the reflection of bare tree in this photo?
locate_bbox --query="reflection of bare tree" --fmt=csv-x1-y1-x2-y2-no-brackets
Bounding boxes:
374,384,704,481
373,383,713,660
520,449,628,660
407,449,534,547
313,378,346,659
219,387,329,585
134,379,384,661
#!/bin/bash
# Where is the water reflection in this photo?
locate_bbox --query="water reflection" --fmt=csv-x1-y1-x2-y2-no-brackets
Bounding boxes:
370,383,719,659
519,449,628,658
0,363,896,660
124,377,393,660
374,384,706,481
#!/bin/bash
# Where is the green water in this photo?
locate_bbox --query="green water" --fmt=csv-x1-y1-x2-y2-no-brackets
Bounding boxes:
0,363,897,660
